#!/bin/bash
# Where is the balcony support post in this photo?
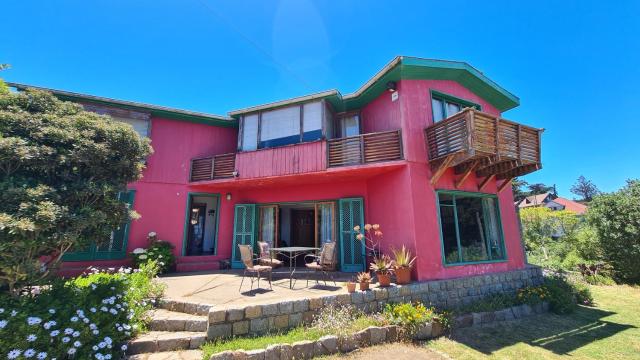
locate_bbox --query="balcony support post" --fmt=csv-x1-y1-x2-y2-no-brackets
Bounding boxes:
430,154,455,186
454,160,479,189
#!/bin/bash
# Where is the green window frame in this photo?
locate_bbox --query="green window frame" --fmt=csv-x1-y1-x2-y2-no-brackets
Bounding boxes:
63,190,136,261
436,190,507,266
430,90,481,122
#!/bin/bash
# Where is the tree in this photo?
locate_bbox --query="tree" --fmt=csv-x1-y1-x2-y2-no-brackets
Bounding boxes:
570,175,599,202
587,180,640,283
0,65,9,95
0,88,152,292
527,182,555,196
512,177,529,201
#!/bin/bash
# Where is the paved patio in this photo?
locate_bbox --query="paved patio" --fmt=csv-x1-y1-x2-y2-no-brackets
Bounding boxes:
158,269,354,308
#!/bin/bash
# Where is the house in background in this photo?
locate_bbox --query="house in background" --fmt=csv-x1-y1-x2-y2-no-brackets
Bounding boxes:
9,56,544,280
516,192,587,215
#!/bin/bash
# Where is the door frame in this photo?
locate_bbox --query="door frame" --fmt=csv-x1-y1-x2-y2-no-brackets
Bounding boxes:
182,192,221,256
338,197,366,272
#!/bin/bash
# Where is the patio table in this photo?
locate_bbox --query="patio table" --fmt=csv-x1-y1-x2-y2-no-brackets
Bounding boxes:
269,246,319,289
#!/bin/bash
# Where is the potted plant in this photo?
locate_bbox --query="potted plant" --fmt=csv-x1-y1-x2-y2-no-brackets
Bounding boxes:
346,279,357,293
370,255,393,287
356,272,371,291
392,245,416,285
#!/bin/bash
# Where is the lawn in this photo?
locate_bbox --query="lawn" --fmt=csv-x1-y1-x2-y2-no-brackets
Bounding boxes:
426,284,640,359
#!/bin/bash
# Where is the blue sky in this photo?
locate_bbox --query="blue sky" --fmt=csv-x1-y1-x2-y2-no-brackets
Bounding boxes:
2,0,639,197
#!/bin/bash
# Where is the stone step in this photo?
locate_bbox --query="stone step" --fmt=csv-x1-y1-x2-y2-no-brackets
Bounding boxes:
127,331,206,355
148,309,208,332
159,299,212,316
127,349,203,360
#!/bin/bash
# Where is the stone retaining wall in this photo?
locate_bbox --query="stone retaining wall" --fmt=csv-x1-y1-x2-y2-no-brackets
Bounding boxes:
206,267,543,340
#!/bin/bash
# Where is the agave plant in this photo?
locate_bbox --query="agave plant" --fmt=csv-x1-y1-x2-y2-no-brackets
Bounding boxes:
392,245,416,269
356,272,372,283
369,255,393,275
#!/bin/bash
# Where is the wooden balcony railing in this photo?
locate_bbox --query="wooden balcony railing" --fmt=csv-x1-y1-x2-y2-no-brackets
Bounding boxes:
424,108,543,188
190,153,236,182
327,130,403,167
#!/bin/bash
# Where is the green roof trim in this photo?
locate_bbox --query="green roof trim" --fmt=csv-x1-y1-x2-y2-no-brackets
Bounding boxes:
7,82,238,128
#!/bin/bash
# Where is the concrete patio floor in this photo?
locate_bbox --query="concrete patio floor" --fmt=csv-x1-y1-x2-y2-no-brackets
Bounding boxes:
158,269,354,308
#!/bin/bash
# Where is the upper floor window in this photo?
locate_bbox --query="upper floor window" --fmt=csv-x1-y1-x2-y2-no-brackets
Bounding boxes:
239,100,333,151
431,91,481,122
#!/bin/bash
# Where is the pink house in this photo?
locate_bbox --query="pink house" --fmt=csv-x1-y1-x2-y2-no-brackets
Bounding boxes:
10,56,543,280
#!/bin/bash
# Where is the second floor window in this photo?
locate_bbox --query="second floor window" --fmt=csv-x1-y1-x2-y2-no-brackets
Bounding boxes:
431,91,480,122
239,100,332,151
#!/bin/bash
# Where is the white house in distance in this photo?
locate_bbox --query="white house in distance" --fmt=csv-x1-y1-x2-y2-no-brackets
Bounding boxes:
516,192,587,215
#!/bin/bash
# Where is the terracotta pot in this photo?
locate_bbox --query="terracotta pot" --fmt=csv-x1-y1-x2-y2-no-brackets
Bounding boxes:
395,267,412,284
346,282,356,293
359,282,370,291
377,273,392,287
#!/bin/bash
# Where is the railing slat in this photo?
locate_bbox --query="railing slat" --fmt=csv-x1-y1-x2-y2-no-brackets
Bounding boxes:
327,129,403,167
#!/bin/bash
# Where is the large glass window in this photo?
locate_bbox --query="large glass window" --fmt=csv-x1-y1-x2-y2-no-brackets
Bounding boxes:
431,91,480,122
437,192,506,265
239,100,331,151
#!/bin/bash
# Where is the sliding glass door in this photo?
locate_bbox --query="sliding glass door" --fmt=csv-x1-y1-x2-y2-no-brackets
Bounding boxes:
258,205,279,248
315,202,336,247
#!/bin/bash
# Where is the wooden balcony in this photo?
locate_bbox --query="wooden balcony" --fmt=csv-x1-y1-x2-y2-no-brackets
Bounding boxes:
327,130,403,167
424,108,543,189
190,153,236,182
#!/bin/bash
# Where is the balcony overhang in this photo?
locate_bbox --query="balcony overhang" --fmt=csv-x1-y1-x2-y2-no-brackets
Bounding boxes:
425,108,543,191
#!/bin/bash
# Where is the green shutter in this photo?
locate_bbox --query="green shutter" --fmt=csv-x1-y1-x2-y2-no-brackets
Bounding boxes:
338,198,365,272
231,204,257,269
63,190,135,261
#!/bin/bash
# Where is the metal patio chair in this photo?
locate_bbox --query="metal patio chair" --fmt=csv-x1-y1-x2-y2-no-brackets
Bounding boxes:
257,241,284,269
304,242,338,286
238,244,273,291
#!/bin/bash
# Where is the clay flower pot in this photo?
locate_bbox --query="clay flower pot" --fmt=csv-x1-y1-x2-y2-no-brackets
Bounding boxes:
377,273,392,287
359,282,370,291
395,267,412,284
346,282,356,293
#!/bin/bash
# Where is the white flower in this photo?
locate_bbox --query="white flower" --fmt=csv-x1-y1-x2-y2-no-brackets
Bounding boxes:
7,349,21,359
70,316,79,322
92,345,99,351
109,308,117,315
0,308,4,313
10,310,17,317
95,354,104,360
121,344,128,351
90,307,97,313
83,318,90,324
27,317,42,325
104,355,112,360
24,349,36,358
62,336,70,343
92,329,100,335
67,348,76,355
104,336,112,344
117,326,123,331
89,323,97,330
26,334,37,342
50,330,60,337
48,309,56,314
64,328,74,335
138,254,148,260
100,306,108,312
0,320,8,329
37,352,47,359
132,248,146,254
98,341,106,348
73,340,81,347
72,331,80,337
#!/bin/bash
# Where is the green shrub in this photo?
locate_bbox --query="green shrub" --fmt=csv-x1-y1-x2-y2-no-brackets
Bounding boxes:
517,285,550,305
457,293,517,314
584,273,616,286
544,275,593,314
0,262,163,359
383,302,436,337
131,238,175,274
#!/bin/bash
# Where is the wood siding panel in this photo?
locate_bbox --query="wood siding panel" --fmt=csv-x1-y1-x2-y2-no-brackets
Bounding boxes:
235,140,327,179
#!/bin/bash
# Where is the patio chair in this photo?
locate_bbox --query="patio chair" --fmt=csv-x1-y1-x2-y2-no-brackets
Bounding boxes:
238,244,273,291
304,242,337,286
257,241,283,268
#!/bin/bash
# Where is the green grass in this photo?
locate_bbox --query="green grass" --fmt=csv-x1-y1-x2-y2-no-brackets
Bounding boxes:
427,284,640,359
201,316,380,359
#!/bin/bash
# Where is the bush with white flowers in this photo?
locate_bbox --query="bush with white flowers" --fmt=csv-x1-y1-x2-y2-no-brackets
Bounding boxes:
0,261,164,359
131,233,175,274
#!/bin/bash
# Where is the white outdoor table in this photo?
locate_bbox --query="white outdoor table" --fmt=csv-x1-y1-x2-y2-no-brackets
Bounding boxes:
269,246,319,289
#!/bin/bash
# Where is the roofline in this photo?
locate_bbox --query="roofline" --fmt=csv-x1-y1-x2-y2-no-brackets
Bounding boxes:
342,56,403,100
6,82,237,128
228,89,339,116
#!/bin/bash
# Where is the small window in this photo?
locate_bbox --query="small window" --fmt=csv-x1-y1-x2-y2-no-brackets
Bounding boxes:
437,192,506,265
430,91,480,123
338,114,360,138
241,114,259,151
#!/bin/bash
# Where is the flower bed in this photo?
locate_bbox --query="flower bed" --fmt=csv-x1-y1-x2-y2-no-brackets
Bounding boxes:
0,262,164,359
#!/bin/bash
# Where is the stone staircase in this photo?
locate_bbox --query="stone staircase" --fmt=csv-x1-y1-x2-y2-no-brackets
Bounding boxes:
127,305,211,359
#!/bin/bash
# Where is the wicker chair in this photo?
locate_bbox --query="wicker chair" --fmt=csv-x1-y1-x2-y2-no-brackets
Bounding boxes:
257,241,284,268
238,244,272,291
305,242,337,286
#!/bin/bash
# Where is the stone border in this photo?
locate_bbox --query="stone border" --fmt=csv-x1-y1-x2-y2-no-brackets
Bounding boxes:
205,267,544,339
208,301,549,360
